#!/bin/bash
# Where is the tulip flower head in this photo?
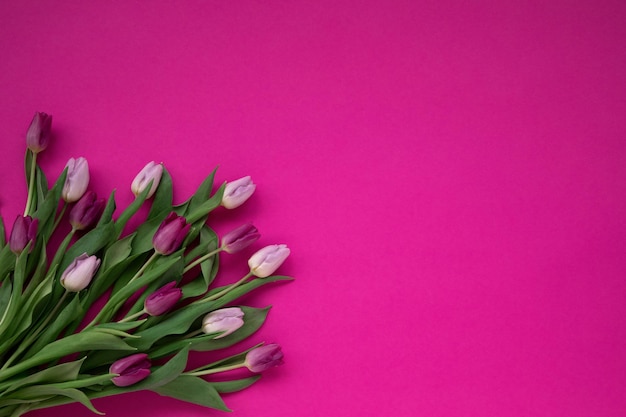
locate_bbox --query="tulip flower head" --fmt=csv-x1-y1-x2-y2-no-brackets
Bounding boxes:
62,157,90,203
202,307,245,339
144,282,182,316
60,253,100,292
244,344,284,373
221,223,260,254
221,176,256,209
9,215,38,255
248,244,290,278
110,354,151,387
69,191,106,231
152,212,191,255
26,112,52,153
131,161,163,198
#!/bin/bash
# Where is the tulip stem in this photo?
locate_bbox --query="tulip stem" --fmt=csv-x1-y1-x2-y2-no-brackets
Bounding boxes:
51,203,68,233
118,310,146,323
196,272,253,304
24,152,37,216
183,248,222,274
1,292,70,371
186,362,245,376
184,329,204,339
129,251,159,285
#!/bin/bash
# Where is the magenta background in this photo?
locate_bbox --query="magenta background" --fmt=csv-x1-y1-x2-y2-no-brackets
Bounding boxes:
1,1,626,416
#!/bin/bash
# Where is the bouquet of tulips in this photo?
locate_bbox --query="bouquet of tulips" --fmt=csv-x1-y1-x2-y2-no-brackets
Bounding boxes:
0,112,292,416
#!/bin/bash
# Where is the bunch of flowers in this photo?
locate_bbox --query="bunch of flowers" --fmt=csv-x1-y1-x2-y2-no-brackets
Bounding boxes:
0,112,292,415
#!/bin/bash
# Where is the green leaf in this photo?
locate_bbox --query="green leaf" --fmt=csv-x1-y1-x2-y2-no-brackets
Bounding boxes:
6,386,103,415
22,291,82,361
185,183,226,224
94,320,147,333
0,247,16,285
0,358,85,396
199,226,219,288
0,280,12,329
101,233,135,270
32,168,67,242
152,375,229,411
129,216,165,255
114,184,151,237
97,191,117,227
185,168,217,215
146,167,173,222
0,215,5,248
34,165,48,212
209,375,261,393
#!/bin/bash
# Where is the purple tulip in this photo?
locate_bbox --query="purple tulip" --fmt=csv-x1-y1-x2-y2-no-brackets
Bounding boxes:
221,224,260,254
9,215,38,254
26,112,52,153
144,282,182,316
221,176,256,209
131,161,163,198
244,344,284,373
62,157,90,203
60,253,100,292
69,191,106,231
110,353,151,387
152,212,191,255
248,244,290,278
202,307,245,339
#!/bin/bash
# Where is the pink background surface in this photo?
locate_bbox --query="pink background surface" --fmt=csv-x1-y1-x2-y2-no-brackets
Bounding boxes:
1,1,626,416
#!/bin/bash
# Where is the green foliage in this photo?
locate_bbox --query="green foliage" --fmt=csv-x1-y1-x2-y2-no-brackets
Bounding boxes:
0,143,292,416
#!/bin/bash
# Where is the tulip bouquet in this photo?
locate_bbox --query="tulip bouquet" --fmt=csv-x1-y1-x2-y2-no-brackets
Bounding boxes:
0,113,292,416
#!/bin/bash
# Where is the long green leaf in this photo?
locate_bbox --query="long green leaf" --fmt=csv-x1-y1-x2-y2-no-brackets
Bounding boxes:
152,375,229,411
0,358,85,396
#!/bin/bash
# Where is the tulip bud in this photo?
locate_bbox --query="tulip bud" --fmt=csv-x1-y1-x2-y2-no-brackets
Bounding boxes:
62,157,90,203
60,253,100,292
244,344,284,373
26,112,52,153
152,212,191,255
221,224,260,254
131,161,163,198
144,282,182,316
110,353,151,387
202,307,244,339
9,215,38,254
221,176,256,209
248,244,290,278
69,191,106,231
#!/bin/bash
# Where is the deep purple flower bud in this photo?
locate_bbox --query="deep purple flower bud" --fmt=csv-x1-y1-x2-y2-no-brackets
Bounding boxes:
202,307,244,339
26,112,52,153
244,344,284,373
60,253,100,292
110,353,151,387
221,176,256,209
131,161,163,198
62,157,90,203
152,212,191,255
144,282,182,316
248,244,290,278
221,224,260,254
9,215,38,254
69,191,106,231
